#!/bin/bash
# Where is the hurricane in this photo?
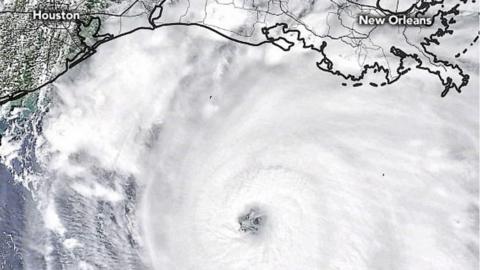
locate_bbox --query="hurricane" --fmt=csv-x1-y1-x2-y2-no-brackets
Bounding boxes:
2,24,478,270
137,28,478,270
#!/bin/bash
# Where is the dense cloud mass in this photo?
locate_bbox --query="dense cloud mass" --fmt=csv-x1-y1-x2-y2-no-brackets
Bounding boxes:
23,25,479,269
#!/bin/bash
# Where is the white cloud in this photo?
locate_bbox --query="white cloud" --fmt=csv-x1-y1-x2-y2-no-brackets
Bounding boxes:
30,25,479,270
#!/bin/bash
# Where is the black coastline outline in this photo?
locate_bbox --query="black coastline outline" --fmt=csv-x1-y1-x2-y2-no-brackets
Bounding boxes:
0,0,472,105
264,1,471,96
0,0,276,105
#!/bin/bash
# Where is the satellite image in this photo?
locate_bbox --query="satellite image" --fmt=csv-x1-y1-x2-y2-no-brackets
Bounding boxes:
0,0,478,269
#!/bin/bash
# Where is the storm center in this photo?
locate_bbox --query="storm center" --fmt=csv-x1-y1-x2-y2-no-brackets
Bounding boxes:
238,207,266,234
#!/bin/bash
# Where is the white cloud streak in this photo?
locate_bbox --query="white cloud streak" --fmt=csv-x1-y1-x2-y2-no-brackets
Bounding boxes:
34,25,479,270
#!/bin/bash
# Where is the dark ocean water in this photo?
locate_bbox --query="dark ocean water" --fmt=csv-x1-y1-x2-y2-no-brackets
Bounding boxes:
0,164,145,270
0,164,26,270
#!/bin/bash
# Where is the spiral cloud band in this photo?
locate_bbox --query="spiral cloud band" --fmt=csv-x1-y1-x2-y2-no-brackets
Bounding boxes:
22,26,477,269
140,28,478,270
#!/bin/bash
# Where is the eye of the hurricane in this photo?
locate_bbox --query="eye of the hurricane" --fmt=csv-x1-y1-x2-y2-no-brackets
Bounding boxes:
238,207,266,234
